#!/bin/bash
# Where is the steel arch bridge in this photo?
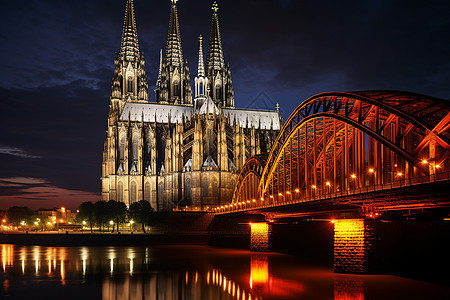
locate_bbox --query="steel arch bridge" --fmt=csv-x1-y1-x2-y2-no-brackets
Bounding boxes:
221,91,450,214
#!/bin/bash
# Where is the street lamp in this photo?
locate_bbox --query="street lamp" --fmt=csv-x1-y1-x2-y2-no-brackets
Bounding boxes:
326,182,331,196
129,220,134,232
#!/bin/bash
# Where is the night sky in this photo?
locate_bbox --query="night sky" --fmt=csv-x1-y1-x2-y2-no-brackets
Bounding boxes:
1,0,449,210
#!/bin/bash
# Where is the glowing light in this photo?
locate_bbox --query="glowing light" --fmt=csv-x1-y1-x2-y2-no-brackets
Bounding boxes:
351,174,356,179
334,219,367,273
250,223,269,252
260,197,264,201
295,189,300,192
269,195,274,198
397,172,403,176
326,182,331,186
422,160,428,164
250,254,269,288
109,220,114,225
82,221,86,225
286,191,290,194
278,193,283,196
246,200,250,203
312,185,316,189
61,207,65,213
436,165,441,168
368,168,375,173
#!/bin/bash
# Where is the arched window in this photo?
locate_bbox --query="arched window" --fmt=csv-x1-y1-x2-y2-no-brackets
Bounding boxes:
132,135,139,162
117,182,124,202
119,135,126,161
130,181,137,204
128,78,133,93
173,80,181,97
145,182,151,202
158,182,164,209
215,84,222,101
199,82,204,95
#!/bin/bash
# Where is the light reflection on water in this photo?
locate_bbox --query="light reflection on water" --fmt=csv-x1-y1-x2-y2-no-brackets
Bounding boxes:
0,244,449,300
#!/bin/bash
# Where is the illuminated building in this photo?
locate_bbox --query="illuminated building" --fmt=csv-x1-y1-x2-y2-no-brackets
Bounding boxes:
101,0,281,210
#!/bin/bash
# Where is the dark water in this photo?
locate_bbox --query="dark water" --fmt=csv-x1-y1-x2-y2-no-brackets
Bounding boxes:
0,244,448,300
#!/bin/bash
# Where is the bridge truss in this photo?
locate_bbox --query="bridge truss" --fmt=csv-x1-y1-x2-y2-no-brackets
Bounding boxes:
223,91,450,214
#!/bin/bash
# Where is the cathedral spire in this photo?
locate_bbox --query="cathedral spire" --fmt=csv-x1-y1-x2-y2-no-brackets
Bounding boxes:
166,0,183,67
207,1,225,72
195,35,209,100
120,0,140,61
197,35,205,77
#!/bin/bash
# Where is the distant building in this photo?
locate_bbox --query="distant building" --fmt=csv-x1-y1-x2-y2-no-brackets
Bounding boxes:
38,207,77,225
101,0,281,211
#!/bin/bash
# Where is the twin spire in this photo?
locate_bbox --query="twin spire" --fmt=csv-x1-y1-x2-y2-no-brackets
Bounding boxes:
166,0,183,67
118,0,232,106
120,0,140,61
207,1,225,72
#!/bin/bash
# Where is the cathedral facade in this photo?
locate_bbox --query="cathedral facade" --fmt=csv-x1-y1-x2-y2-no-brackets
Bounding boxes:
101,0,281,211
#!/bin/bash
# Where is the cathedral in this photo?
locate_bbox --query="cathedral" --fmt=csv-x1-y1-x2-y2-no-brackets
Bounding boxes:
101,0,281,211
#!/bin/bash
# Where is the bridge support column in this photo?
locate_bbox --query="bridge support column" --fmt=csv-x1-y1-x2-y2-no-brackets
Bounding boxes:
250,222,270,252
333,219,373,274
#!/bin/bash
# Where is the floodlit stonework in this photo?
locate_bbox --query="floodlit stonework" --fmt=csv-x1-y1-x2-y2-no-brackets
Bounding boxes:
102,0,281,211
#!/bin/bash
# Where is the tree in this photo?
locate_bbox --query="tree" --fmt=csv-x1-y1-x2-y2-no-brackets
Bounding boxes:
94,201,109,231
7,206,37,226
76,201,95,232
128,200,154,233
107,201,127,232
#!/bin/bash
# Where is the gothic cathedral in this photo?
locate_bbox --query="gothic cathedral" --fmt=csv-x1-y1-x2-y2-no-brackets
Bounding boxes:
101,0,281,211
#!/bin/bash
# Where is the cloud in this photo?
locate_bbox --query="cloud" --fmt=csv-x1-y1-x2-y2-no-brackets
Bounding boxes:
0,177,100,209
0,146,41,159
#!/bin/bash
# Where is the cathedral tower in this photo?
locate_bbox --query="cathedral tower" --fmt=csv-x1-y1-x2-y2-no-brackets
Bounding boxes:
206,1,235,108
155,0,193,105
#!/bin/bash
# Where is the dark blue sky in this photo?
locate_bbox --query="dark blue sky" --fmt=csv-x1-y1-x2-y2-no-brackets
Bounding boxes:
1,0,449,209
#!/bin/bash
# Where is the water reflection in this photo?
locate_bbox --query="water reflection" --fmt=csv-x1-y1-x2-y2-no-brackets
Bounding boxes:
0,244,448,299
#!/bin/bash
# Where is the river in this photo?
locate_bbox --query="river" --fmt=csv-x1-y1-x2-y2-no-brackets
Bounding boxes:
0,244,448,299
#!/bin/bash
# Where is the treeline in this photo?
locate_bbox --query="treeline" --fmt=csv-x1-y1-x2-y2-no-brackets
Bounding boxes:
3,200,155,233
77,200,154,233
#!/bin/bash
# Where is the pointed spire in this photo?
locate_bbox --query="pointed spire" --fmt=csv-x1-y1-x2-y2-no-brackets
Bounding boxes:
197,35,205,77
166,0,183,67
156,49,163,86
120,0,140,61
207,1,225,71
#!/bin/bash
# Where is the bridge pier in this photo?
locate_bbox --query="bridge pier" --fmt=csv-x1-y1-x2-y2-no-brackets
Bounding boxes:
250,222,270,252
333,219,373,274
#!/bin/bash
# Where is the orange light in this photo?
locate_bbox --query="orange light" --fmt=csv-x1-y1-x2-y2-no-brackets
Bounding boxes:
278,193,283,196
436,165,441,168
312,185,316,189
397,172,403,176
422,160,428,164
326,182,331,186
246,200,250,203
368,168,375,173
286,191,290,194
351,174,356,179
260,197,264,201
61,207,65,213
252,199,256,202
269,195,274,198
295,189,300,193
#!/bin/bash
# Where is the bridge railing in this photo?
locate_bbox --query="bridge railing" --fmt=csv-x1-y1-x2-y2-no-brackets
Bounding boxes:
215,170,450,214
